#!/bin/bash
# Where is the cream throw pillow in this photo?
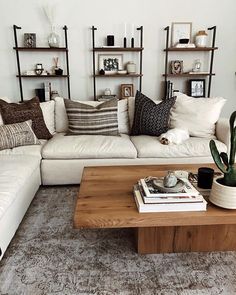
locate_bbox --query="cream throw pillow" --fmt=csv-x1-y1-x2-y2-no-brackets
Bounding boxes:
170,93,226,138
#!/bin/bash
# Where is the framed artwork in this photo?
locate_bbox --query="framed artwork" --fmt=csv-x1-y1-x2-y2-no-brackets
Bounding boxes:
120,84,134,99
170,60,183,74
189,79,206,97
24,33,36,48
98,54,123,74
171,22,192,46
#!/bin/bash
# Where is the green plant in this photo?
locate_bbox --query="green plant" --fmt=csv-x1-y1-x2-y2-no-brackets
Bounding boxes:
210,111,236,186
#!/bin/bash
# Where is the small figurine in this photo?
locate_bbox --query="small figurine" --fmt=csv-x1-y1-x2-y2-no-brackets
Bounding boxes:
163,171,178,188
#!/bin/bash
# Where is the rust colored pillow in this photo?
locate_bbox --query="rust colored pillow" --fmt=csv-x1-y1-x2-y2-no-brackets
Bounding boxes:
0,97,52,139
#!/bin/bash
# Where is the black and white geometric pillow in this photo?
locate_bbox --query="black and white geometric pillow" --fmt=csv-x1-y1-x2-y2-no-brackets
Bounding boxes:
131,91,176,136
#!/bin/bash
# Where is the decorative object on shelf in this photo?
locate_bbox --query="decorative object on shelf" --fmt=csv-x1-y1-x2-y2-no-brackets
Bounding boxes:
99,69,105,75
195,30,208,48
107,35,114,46
53,57,63,75
175,43,196,48
197,167,214,189
126,61,136,74
192,59,202,72
189,79,205,97
131,24,135,47
104,88,111,96
51,90,59,100
171,22,192,47
121,84,134,99
123,23,127,48
35,88,45,102
98,54,123,74
98,94,117,102
35,63,44,76
44,82,51,101
117,70,127,74
48,27,60,48
123,37,127,48
179,38,189,44
209,111,236,209
170,60,183,74
24,33,36,48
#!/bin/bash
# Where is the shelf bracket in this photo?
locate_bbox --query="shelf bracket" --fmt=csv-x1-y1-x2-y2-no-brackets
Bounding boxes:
63,25,71,99
92,26,97,100
137,26,143,92
207,26,217,97
164,26,170,99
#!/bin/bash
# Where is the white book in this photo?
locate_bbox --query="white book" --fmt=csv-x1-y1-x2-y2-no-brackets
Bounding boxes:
140,177,200,198
44,82,51,101
133,188,207,213
136,184,205,204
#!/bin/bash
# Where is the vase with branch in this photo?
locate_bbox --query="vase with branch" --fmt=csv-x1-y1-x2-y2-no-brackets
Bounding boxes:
43,4,60,48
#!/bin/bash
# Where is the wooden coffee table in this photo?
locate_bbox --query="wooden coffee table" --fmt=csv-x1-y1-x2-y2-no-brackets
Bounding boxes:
74,164,236,254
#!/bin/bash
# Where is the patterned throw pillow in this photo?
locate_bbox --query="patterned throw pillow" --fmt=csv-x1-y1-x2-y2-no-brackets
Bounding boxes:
0,120,40,151
0,97,52,140
64,98,119,136
131,91,176,136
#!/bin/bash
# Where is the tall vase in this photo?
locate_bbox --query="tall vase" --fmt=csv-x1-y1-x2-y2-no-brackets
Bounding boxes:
48,26,60,48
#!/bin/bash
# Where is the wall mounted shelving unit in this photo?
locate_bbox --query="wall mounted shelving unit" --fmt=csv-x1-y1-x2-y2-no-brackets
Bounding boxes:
13,24,71,102
91,25,144,100
163,25,218,98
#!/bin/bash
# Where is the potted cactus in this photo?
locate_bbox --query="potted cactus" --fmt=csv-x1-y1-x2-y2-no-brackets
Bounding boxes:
209,111,236,208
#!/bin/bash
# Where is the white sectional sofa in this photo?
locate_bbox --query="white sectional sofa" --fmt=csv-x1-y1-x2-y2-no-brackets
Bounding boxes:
0,96,230,260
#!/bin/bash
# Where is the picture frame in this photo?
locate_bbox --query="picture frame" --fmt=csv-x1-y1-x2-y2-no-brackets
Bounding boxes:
171,22,192,47
170,60,183,74
189,79,206,97
120,84,134,99
98,54,123,74
24,33,36,48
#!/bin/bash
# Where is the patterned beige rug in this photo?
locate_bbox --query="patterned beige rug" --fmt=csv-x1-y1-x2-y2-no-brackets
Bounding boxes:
0,186,236,295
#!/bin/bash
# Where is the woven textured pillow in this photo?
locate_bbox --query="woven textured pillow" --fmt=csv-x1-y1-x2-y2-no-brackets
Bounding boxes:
64,98,119,136
131,91,176,136
0,97,52,140
0,120,40,151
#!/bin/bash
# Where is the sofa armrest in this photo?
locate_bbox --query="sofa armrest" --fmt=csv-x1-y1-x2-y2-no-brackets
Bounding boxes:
215,118,230,149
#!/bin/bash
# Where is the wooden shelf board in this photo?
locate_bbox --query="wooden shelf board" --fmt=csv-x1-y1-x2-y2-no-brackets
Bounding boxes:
94,74,143,78
13,47,68,51
93,47,143,52
17,75,69,78
164,47,218,52
163,73,215,77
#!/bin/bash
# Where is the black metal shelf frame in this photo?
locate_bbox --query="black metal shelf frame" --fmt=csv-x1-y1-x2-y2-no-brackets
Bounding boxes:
13,24,71,102
91,25,144,101
163,25,217,98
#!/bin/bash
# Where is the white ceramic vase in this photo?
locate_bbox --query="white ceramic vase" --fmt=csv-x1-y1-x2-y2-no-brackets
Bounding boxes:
209,177,236,209
127,61,136,74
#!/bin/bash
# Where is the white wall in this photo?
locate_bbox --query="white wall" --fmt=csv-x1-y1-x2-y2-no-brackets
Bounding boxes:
0,0,235,117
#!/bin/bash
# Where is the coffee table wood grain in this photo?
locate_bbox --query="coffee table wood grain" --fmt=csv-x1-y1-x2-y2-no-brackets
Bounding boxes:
74,164,236,253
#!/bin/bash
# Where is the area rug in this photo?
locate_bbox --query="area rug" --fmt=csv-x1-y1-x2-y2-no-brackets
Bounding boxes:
0,186,236,295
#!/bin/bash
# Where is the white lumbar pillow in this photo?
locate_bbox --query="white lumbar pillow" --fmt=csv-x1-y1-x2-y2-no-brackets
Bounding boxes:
40,100,55,135
54,97,129,134
0,97,11,125
170,93,226,138
159,128,189,145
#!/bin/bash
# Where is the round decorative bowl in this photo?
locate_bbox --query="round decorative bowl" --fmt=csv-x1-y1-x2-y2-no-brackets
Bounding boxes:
209,177,236,209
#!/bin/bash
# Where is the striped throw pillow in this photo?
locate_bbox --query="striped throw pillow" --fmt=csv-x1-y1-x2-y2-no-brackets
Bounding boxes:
64,98,119,136
0,120,39,151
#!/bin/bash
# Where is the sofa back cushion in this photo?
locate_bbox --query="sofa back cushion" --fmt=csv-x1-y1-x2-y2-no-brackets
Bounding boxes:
0,97,10,125
64,98,119,136
131,91,176,136
0,97,52,140
40,100,55,135
170,93,226,138
54,97,129,134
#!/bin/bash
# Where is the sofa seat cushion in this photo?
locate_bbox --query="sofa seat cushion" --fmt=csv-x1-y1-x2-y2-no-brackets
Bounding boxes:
0,140,47,159
131,135,227,158
42,133,137,159
0,155,40,221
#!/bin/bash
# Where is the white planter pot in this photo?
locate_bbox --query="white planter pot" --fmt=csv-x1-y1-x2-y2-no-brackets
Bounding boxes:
209,177,236,209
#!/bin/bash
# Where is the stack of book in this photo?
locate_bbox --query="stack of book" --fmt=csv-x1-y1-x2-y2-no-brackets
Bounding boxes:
133,177,207,213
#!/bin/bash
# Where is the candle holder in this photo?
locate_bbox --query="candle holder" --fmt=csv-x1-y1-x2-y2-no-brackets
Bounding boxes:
123,37,127,48
131,37,134,48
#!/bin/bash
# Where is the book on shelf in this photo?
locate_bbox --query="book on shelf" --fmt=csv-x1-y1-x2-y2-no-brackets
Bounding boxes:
139,177,199,198
133,185,207,213
137,182,204,204
175,43,196,48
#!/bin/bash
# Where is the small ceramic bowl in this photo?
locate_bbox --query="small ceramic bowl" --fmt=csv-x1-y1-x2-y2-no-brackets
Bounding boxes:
179,38,189,44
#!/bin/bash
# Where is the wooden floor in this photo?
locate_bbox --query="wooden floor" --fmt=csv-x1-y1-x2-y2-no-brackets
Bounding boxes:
74,164,236,253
